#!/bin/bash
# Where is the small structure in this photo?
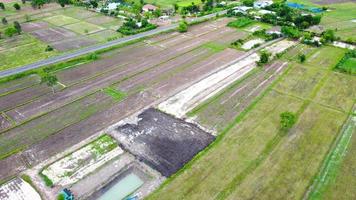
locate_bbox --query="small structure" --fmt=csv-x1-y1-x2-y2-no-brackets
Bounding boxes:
253,0,273,9
142,4,158,12
159,15,169,21
267,26,282,35
107,2,120,10
232,6,253,15
258,9,275,15
60,188,74,200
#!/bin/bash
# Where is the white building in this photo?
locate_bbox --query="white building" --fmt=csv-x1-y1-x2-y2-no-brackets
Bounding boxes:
232,6,253,14
258,9,275,15
253,0,273,9
107,2,120,10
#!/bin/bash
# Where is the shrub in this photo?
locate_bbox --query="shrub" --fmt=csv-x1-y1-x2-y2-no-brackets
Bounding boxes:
14,21,21,34
45,45,54,51
257,51,271,66
57,194,65,200
87,53,98,60
0,2,5,10
298,54,306,63
13,3,21,10
178,20,188,33
39,173,54,187
280,112,297,132
21,174,33,185
2,17,7,25
4,27,17,37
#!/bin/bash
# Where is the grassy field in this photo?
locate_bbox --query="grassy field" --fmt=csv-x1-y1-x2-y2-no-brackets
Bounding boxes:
147,46,355,200
0,34,58,71
136,0,202,8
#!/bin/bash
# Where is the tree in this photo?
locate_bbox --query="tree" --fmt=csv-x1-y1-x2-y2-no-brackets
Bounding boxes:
31,0,47,9
321,29,336,43
2,17,7,25
280,111,297,132
4,27,17,37
58,0,69,8
22,0,26,4
0,2,4,10
242,0,254,6
173,3,178,12
41,73,58,93
298,54,306,63
153,9,162,17
257,51,271,66
13,3,21,10
90,0,98,8
281,26,301,39
178,20,188,33
14,21,21,34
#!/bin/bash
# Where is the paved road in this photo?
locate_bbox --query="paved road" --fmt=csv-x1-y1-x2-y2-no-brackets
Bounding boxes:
0,10,227,79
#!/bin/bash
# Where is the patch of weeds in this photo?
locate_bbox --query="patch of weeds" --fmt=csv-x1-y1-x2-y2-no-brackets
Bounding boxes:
21,174,33,185
103,87,127,101
227,17,253,28
203,42,226,52
39,172,54,188
280,111,297,133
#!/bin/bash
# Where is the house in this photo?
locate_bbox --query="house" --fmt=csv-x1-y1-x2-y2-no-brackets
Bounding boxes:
253,0,273,9
142,4,158,12
107,2,120,10
232,6,253,15
266,26,282,35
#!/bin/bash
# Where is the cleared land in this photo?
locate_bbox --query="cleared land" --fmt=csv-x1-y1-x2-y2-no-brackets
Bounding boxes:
147,46,355,200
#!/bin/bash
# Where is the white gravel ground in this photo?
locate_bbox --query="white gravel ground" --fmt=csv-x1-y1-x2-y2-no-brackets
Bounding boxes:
0,178,41,200
242,39,265,50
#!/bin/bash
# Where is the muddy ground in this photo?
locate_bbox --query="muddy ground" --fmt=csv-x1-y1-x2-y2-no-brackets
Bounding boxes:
112,108,215,177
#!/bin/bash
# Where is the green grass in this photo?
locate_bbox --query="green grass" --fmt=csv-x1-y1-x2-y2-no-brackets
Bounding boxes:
227,17,254,28
147,46,353,200
39,173,54,187
134,0,202,8
43,14,80,26
202,41,227,53
0,33,58,71
243,22,272,32
336,57,356,75
103,87,127,102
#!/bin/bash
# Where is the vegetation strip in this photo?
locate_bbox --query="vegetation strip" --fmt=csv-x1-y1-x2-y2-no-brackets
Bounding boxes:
306,105,356,200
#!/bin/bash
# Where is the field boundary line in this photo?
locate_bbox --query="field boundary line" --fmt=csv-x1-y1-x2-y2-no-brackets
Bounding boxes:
304,104,356,200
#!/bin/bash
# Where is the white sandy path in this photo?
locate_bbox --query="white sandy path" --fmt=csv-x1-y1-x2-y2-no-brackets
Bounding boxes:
242,39,265,50
158,53,259,118
0,178,41,200
264,40,296,56
158,39,296,118
42,147,123,186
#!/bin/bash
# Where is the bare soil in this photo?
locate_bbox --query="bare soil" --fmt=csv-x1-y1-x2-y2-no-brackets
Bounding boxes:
112,108,215,177
51,37,96,51
31,27,77,43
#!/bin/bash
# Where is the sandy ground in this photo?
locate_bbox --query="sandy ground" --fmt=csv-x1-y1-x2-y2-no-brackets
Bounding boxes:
0,178,41,200
242,39,265,50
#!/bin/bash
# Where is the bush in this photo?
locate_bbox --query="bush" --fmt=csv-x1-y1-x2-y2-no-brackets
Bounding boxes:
45,45,54,51
2,17,7,25
0,2,5,10
298,54,306,63
57,194,65,200
21,174,33,185
178,20,188,33
13,3,21,10
257,51,271,66
4,27,17,37
280,112,297,132
87,53,98,60
281,26,301,39
39,173,54,187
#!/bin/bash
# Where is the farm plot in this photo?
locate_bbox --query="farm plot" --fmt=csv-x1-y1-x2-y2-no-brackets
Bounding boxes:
192,61,288,132
21,21,49,32
0,178,41,200
306,46,346,69
43,15,80,26
111,108,215,177
41,135,121,186
0,92,115,162
148,46,353,200
64,21,105,35
282,43,318,61
30,27,77,43
0,74,40,96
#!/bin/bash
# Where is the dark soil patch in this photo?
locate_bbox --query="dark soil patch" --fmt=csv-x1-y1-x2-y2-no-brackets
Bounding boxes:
112,108,215,177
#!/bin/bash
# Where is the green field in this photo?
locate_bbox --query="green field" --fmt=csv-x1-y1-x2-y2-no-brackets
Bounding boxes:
43,15,80,26
137,0,202,8
147,46,355,200
64,21,105,35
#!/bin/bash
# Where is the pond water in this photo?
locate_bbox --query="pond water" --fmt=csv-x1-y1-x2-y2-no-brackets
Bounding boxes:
286,2,324,13
97,173,144,200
